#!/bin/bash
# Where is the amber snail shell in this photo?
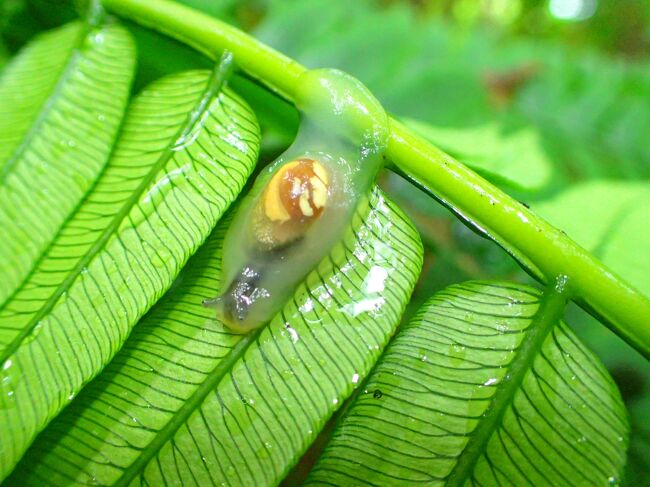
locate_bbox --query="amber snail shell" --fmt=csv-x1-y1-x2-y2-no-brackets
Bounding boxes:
252,158,330,250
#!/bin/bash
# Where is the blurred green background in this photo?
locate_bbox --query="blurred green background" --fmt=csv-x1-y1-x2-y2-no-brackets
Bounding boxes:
2,0,648,483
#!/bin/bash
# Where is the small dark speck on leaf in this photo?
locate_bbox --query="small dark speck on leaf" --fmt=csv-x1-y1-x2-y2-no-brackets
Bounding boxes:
373,389,383,399
518,200,530,209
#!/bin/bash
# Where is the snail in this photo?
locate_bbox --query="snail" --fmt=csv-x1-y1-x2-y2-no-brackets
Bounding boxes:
205,69,389,333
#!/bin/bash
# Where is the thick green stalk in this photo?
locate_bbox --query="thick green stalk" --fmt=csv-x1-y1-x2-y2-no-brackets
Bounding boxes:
102,0,650,358
388,120,650,358
103,0,304,98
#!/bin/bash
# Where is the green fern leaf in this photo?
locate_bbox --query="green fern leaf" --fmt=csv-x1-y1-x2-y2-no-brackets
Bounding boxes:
0,67,260,479
8,189,423,486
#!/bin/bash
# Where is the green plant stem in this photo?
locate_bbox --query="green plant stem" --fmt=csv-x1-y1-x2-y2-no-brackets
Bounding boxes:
102,0,650,359
388,121,650,358
103,0,303,99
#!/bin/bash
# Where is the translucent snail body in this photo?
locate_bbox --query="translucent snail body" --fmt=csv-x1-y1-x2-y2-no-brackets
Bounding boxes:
205,69,389,332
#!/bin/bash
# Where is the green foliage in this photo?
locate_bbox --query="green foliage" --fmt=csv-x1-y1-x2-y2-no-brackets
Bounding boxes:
517,54,650,181
9,189,423,486
254,0,650,184
0,38,8,68
534,181,650,482
404,118,552,191
535,181,650,298
249,9,650,481
0,58,260,476
308,282,628,485
567,307,650,486
255,0,492,127
0,0,647,484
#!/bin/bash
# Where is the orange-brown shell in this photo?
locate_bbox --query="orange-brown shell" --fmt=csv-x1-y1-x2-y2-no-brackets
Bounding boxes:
263,158,329,223
252,158,330,250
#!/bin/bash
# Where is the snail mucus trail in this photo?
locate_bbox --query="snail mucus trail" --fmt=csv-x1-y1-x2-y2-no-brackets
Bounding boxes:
204,69,390,333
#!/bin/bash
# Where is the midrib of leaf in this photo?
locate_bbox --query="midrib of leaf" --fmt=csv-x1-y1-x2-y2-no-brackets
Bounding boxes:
0,20,91,183
0,59,232,366
114,327,262,487
445,278,569,486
